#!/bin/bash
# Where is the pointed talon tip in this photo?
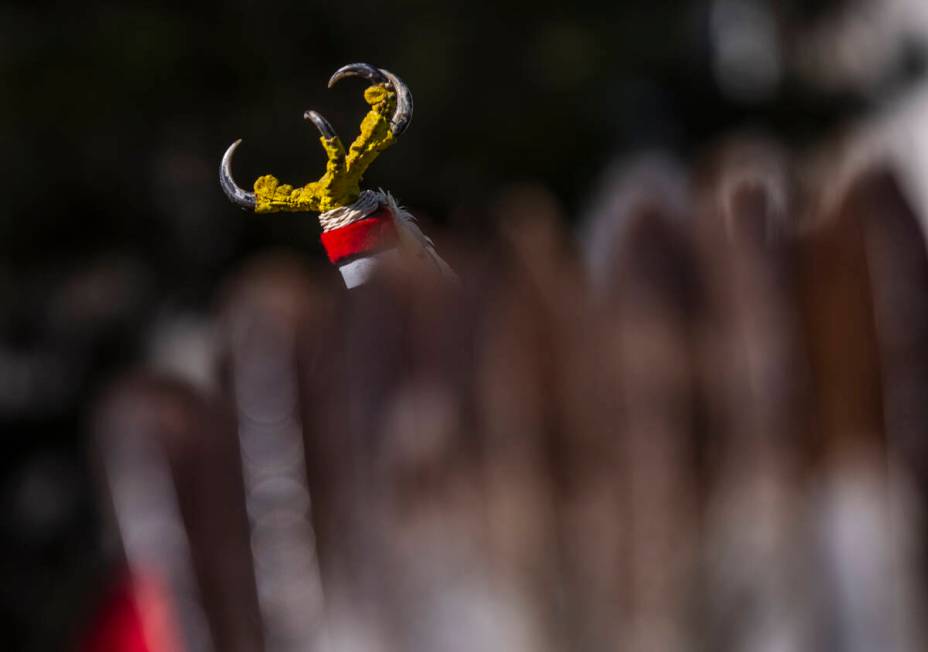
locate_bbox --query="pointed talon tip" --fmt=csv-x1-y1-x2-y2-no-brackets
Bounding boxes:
305,110,338,140
327,69,350,88
329,63,388,88
220,139,257,211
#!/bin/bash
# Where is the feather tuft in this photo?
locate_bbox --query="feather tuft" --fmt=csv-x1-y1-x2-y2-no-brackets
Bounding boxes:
382,190,458,282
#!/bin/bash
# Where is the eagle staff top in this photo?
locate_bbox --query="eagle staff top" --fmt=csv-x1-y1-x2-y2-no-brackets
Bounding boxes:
220,63,454,288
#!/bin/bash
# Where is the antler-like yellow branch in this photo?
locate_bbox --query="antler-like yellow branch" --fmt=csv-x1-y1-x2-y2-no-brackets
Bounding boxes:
254,84,397,214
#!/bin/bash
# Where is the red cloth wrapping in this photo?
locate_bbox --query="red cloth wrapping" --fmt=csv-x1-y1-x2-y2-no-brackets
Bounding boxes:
319,208,398,264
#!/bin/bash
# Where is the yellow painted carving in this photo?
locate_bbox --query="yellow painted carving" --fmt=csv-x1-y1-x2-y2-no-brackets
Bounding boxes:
254,84,397,213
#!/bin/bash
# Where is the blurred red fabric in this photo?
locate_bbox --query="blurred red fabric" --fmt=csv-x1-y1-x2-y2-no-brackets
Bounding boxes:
77,571,180,652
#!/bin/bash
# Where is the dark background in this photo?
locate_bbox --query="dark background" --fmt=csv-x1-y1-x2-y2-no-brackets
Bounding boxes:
1,0,923,648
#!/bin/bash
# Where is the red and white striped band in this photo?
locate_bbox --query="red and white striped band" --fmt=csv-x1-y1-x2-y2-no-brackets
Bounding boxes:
319,207,398,265
319,207,399,288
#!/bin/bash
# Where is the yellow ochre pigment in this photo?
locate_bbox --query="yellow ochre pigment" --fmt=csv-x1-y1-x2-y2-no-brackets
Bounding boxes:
254,84,397,213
